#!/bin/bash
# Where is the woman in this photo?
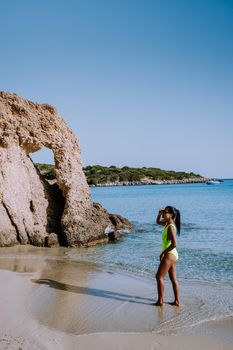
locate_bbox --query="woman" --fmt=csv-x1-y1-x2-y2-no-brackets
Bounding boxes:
155,206,180,306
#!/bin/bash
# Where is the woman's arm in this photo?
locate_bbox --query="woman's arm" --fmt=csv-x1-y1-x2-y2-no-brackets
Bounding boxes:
156,209,166,226
160,225,177,260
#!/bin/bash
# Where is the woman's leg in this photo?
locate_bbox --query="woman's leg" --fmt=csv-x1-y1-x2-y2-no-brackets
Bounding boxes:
155,255,174,306
168,259,180,306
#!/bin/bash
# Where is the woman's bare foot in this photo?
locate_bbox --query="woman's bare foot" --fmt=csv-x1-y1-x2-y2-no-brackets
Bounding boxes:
168,300,179,306
155,300,163,306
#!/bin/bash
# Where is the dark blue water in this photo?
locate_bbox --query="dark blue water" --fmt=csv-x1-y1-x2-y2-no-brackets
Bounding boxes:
69,179,233,286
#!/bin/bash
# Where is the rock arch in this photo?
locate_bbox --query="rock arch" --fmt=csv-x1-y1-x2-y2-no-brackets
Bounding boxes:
0,92,131,247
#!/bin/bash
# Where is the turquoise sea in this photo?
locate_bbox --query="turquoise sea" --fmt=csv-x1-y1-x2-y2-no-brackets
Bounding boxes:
67,179,233,335
69,179,233,283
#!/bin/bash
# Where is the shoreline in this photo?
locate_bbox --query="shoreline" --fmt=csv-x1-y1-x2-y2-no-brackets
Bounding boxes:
89,177,210,187
0,246,232,349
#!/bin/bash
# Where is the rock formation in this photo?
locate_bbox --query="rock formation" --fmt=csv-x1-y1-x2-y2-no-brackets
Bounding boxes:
0,92,131,247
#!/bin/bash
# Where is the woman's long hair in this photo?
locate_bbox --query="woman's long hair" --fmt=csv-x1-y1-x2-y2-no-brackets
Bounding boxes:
165,206,181,235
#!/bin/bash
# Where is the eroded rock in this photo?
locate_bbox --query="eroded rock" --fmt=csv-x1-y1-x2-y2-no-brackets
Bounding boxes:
0,92,131,247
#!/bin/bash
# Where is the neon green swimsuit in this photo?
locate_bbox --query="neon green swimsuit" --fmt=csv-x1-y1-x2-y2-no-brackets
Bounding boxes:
162,223,179,260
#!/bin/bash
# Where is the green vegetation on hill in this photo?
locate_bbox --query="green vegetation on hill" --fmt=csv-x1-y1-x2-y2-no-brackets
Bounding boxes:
35,163,202,185
35,163,55,174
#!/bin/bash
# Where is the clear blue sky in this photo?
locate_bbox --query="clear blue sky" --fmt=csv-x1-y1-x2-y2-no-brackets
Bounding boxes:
1,0,233,178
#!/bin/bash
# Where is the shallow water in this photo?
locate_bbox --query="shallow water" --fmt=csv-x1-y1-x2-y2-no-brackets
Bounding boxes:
0,250,232,338
67,179,233,284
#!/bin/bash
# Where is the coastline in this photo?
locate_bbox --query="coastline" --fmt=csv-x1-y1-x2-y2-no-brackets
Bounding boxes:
89,177,210,187
0,246,232,350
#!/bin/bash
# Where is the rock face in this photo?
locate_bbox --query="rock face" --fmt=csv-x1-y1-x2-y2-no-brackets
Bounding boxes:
0,92,131,247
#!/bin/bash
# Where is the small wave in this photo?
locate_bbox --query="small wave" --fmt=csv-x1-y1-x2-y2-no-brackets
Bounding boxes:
154,280,233,336
131,221,157,232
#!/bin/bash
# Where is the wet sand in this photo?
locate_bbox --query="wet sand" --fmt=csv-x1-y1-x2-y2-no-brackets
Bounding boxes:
0,245,232,349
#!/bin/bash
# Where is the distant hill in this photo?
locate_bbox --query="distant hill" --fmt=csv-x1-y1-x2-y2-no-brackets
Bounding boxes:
35,163,206,186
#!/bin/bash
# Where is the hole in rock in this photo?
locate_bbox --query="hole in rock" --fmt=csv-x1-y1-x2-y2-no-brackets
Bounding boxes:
29,147,66,246
30,147,56,180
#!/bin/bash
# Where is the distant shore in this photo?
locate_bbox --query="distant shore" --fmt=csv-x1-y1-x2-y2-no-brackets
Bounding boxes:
36,163,209,188
89,176,210,187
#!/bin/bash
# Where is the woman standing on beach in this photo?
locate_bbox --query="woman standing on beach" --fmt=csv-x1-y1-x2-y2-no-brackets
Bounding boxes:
155,206,180,306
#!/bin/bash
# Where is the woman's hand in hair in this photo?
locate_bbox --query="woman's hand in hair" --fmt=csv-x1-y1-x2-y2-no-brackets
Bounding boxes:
156,209,166,226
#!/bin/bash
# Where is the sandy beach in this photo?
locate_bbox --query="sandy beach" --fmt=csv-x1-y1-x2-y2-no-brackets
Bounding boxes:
0,246,232,350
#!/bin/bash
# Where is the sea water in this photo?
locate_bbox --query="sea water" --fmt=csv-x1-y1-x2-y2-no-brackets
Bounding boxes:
67,179,233,335
69,179,233,284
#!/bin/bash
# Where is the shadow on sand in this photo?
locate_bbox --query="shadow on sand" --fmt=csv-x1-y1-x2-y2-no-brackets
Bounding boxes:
32,278,156,306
